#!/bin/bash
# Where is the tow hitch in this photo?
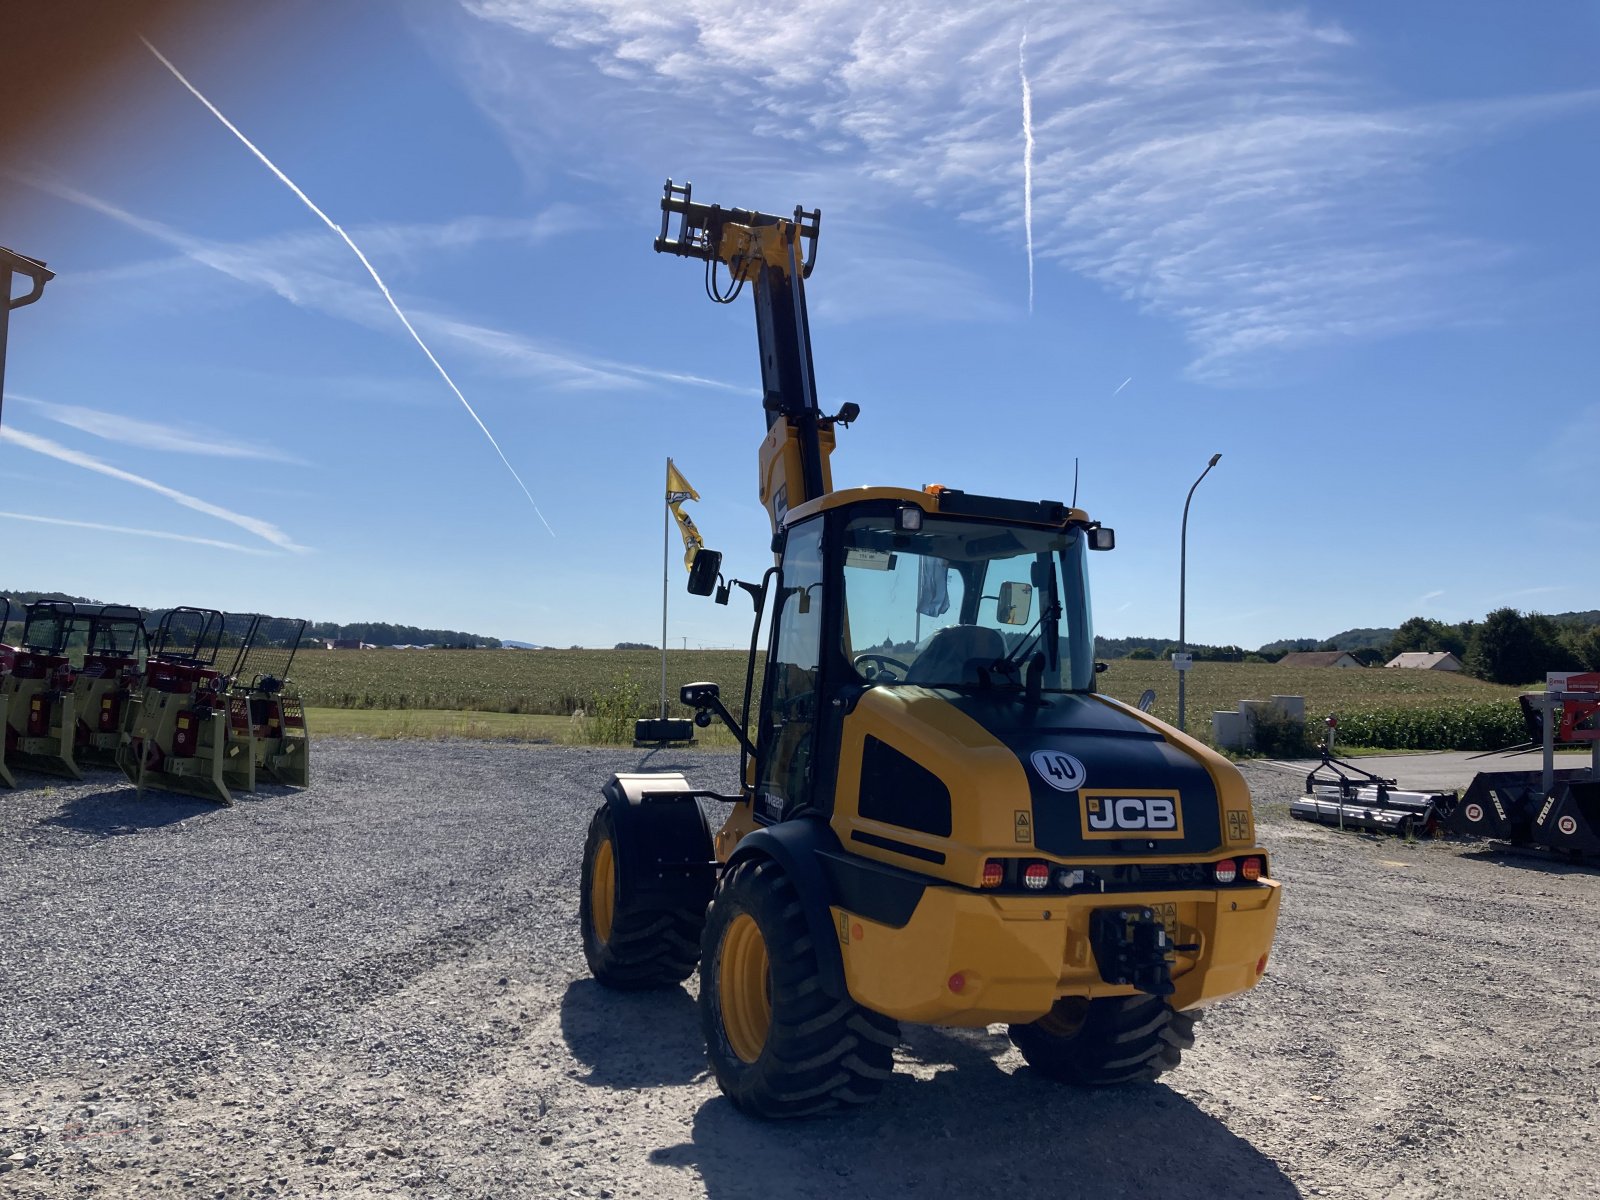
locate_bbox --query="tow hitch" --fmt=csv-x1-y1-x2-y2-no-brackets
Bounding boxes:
1091,907,1187,997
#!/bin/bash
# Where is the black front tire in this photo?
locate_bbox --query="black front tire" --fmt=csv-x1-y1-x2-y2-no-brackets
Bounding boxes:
700,857,900,1118
1008,994,1197,1085
579,804,703,990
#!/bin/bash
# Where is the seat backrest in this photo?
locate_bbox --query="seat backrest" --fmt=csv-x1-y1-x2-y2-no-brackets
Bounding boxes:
906,625,1006,685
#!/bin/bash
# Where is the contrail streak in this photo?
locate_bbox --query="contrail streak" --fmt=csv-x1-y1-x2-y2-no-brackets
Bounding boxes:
1020,31,1035,314
142,38,554,536
2,426,304,551
1113,376,1132,396
0,511,273,555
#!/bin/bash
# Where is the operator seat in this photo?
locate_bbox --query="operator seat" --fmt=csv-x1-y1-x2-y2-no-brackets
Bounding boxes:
905,625,1005,686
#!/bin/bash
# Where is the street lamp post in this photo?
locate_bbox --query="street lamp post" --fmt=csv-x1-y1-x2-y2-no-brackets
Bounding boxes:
1177,452,1222,734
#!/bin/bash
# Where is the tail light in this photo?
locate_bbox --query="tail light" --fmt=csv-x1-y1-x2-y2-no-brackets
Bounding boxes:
1241,856,1263,882
1213,859,1237,885
1022,862,1050,890
981,860,1004,889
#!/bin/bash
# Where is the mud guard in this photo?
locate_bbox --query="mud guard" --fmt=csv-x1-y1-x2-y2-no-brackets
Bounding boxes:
601,773,717,911
725,818,849,1001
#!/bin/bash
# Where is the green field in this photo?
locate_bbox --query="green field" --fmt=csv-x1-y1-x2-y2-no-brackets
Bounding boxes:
291,650,1524,748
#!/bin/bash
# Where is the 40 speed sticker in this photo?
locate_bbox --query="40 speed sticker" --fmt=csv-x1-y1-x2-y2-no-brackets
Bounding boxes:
1557,815,1578,836
1030,750,1086,792
1463,802,1485,824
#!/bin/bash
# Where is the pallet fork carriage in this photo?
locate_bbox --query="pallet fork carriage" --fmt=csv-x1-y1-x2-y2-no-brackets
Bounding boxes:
577,181,1281,1118
0,600,89,784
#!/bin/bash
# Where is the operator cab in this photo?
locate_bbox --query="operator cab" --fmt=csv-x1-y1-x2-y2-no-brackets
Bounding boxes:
747,487,1112,827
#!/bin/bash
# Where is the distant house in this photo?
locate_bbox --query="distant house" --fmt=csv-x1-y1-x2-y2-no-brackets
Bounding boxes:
1386,651,1463,672
1277,650,1363,669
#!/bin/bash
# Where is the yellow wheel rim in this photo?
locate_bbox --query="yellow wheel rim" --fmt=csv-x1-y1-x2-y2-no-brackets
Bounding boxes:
590,836,616,944
718,913,772,1064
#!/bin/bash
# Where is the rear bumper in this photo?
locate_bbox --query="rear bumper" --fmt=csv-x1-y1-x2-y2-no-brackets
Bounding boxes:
831,877,1280,1027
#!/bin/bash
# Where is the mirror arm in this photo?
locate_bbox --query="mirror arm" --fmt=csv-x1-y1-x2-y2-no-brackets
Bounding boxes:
694,693,758,758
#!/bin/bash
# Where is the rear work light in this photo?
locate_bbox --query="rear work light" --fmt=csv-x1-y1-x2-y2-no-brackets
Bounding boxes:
1241,856,1263,882
1213,859,1238,885
1022,862,1051,890
981,859,1005,889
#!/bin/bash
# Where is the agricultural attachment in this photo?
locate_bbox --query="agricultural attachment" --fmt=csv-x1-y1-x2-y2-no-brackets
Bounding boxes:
1292,745,1455,837
0,596,14,786
0,600,89,783
224,614,311,790
0,595,17,675
117,606,238,804
1448,677,1600,857
71,606,148,768
117,609,311,803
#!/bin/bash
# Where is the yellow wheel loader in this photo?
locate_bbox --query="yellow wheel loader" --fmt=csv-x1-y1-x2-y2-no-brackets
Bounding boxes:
578,182,1281,1118
0,600,88,784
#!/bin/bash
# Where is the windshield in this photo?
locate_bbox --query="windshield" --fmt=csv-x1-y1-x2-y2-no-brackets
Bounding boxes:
841,513,1096,692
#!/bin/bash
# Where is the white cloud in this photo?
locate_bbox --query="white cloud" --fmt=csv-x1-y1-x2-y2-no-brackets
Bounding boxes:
0,511,274,555
0,427,305,553
457,0,1599,379
10,394,303,463
17,174,744,396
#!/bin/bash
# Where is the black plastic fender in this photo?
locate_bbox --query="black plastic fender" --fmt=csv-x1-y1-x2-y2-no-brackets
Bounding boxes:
725,817,849,1001
600,772,716,911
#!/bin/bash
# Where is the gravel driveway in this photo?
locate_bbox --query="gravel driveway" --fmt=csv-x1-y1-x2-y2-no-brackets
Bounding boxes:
1,741,1596,1198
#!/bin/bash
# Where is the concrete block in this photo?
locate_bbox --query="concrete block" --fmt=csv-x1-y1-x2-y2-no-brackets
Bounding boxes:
1213,710,1246,750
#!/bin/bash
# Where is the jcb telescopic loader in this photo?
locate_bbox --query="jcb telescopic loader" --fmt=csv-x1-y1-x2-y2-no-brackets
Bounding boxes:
578,181,1281,1118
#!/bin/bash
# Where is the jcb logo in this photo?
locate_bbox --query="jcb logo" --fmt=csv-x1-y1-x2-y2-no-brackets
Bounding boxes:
1081,792,1185,840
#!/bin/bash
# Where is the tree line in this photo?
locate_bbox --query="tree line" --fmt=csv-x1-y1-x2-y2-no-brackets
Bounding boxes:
0,590,500,650
1104,608,1600,686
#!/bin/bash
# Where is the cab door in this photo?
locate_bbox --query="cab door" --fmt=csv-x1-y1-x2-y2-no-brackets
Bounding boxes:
754,517,825,824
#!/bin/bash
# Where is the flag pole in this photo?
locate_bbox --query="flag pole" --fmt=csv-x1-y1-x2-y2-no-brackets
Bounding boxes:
660,456,670,721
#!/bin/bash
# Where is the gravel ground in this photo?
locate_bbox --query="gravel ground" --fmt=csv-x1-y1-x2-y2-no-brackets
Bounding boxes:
1,741,1597,1199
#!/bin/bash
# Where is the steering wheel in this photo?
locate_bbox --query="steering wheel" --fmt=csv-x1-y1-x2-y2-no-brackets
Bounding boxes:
853,652,910,682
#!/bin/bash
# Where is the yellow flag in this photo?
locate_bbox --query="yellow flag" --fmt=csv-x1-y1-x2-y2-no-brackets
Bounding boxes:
666,458,706,572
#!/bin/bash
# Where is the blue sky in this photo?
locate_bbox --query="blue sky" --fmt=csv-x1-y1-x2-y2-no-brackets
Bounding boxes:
1,0,1596,648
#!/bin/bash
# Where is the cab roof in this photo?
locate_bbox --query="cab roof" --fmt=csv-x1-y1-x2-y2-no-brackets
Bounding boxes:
784,485,1091,530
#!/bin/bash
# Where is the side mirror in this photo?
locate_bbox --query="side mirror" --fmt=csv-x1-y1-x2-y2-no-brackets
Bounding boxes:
687,548,723,596
996,581,1033,625
1088,527,1115,551
1138,688,1156,713
680,681,721,707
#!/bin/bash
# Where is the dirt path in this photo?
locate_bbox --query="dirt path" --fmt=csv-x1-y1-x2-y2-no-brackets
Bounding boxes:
2,745,1595,1198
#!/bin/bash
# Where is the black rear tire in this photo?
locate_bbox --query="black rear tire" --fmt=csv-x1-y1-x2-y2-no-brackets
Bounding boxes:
579,804,703,990
1008,994,1197,1085
700,857,900,1118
